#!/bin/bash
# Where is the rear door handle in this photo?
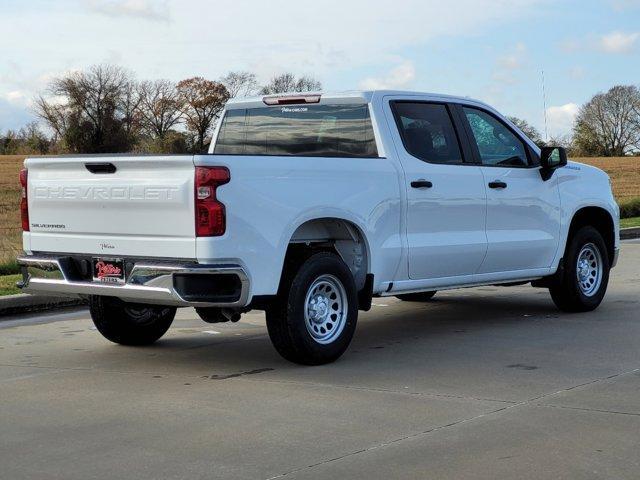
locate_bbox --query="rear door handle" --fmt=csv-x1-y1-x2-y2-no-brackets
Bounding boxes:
411,180,433,189
488,180,507,189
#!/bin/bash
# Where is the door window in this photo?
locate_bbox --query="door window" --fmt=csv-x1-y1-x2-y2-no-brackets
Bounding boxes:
463,107,529,167
392,102,464,164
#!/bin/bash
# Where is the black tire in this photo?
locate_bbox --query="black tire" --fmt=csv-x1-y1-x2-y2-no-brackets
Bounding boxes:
550,226,610,312
396,291,437,302
266,252,358,365
89,296,176,345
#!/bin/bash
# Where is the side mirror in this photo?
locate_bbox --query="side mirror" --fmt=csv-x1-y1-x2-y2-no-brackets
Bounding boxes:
539,146,567,180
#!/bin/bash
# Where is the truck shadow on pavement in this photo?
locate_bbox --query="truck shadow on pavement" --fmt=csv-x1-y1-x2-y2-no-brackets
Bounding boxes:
126,290,599,375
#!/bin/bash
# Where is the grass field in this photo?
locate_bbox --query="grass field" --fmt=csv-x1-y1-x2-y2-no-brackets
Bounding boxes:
573,157,640,202
0,154,639,265
0,274,21,296
621,217,640,228
0,155,24,267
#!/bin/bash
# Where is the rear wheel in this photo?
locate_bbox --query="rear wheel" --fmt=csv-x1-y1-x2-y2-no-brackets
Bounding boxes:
89,296,176,345
396,291,437,302
266,252,358,365
549,226,610,312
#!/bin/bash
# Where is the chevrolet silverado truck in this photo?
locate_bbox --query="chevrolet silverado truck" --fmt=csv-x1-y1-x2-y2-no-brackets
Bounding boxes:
17,90,620,364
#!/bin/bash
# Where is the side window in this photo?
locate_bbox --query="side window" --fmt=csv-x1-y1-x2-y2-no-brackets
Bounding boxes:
462,107,529,167
215,109,246,154
392,102,464,164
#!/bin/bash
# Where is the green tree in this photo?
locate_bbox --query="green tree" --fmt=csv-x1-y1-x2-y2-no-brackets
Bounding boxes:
507,116,544,147
573,85,640,156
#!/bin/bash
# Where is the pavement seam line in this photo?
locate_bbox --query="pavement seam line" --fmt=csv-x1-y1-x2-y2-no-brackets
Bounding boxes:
235,376,518,405
0,363,227,379
266,366,640,479
537,403,640,417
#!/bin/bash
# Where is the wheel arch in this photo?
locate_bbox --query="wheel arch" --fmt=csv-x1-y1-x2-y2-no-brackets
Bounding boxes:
567,206,616,263
284,217,371,293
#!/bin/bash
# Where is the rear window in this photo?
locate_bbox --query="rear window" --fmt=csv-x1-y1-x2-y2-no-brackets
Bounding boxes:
214,104,378,158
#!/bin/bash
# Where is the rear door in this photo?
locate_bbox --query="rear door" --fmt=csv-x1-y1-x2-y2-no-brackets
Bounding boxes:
26,155,196,259
457,105,561,273
386,100,487,280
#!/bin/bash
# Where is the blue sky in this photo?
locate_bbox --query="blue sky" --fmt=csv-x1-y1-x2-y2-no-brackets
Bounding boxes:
1,0,639,138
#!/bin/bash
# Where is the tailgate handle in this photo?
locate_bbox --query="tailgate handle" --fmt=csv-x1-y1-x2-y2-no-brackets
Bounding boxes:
85,163,117,174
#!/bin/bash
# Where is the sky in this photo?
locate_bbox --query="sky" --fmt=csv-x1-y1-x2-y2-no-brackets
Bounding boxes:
1,0,639,138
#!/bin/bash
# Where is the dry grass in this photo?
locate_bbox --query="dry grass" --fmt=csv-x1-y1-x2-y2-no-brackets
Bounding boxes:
0,155,638,263
574,157,640,202
0,155,25,263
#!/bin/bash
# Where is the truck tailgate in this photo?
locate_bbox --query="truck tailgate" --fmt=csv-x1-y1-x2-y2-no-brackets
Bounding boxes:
25,155,196,259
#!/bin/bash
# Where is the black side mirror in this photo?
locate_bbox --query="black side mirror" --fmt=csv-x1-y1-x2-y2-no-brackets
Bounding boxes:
539,146,567,180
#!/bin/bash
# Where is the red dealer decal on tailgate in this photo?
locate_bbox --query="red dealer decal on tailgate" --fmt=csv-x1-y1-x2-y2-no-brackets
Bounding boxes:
95,261,122,279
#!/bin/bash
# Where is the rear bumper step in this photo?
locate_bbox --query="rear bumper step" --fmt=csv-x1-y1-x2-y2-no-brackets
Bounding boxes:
17,256,250,308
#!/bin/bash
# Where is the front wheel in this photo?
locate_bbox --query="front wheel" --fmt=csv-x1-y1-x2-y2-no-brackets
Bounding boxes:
549,226,610,312
266,252,358,365
89,296,176,345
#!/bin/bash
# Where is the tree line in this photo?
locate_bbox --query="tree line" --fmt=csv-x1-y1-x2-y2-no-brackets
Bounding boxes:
1,64,639,157
0,65,321,155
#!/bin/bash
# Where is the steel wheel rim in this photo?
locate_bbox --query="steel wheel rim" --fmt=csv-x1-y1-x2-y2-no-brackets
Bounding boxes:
576,243,602,297
304,274,348,345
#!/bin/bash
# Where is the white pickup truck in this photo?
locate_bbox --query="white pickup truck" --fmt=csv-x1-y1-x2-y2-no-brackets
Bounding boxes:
18,90,620,364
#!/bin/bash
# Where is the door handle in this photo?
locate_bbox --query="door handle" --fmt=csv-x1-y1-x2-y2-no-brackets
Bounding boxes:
488,180,507,189
411,180,433,189
85,162,117,174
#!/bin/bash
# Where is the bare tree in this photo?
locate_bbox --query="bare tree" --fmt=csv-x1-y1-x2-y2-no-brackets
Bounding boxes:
220,71,258,98
34,96,68,141
119,78,142,141
177,77,229,152
547,133,574,150
137,79,183,139
259,73,322,95
34,64,133,152
507,116,544,147
573,85,640,156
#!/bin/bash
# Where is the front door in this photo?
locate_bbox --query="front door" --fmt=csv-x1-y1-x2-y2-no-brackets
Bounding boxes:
460,106,561,273
387,101,487,280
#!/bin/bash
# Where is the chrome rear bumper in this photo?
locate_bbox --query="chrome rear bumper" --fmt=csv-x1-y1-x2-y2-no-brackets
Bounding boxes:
17,255,250,307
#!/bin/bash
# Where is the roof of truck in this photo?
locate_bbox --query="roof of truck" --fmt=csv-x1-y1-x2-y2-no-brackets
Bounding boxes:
225,90,493,110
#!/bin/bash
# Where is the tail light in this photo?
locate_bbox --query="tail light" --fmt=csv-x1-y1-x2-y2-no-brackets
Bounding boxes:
19,168,29,231
195,166,229,237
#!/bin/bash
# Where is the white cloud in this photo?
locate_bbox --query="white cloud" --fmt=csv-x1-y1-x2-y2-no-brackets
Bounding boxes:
4,91,26,103
598,31,639,53
610,0,640,11
86,0,170,22
0,98,35,131
359,61,416,90
0,0,548,127
568,66,585,80
491,43,527,86
497,43,527,70
546,103,579,136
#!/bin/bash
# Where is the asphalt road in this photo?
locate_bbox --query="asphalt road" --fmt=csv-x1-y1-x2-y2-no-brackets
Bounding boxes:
1,242,639,480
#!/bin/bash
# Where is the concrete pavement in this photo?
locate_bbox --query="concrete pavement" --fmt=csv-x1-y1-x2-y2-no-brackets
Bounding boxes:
1,242,639,479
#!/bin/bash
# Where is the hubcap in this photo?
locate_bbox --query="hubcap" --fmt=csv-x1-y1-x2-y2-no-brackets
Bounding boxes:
304,274,348,345
576,243,602,297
